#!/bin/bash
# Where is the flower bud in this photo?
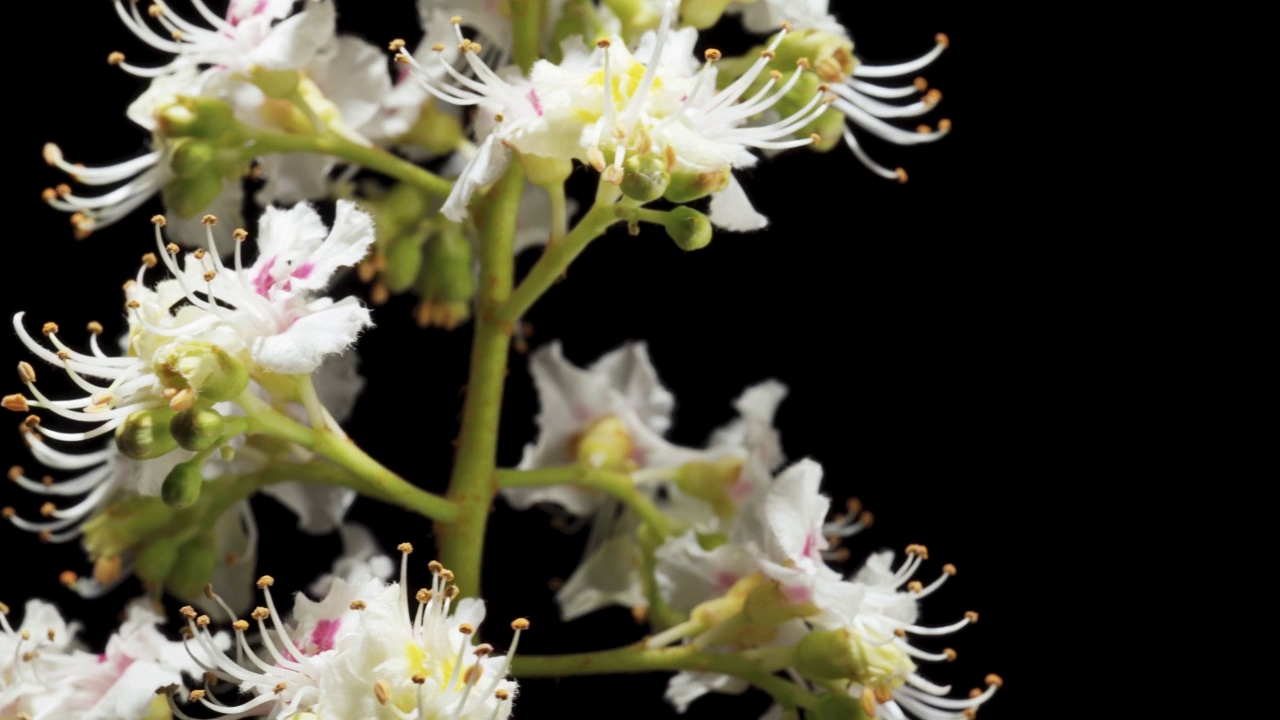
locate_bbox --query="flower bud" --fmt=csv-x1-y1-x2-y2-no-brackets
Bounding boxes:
523,154,574,189
134,534,182,586
161,459,204,509
81,496,174,559
415,222,476,329
156,342,249,402
602,0,661,34
772,31,856,82
157,96,235,139
382,224,431,294
620,154,671,203
165,533,218,601
680,0,733,29
116,408,179,460
250,67,301,99
407,101,467,155
168,139,217,179
673,457,746,519
663,207,713,252
664,167,730,203
794,628,860,681
170,407,226,452
163,173,224,219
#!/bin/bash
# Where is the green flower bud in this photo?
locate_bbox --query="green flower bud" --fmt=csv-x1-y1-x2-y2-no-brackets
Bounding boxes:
163,173,224,219
673,457,746,519
664,207,714,251
166,533,218,601
621,154,671,203
795,628,861,681
161,459,204,509
134,535,182,586
170,407,226,452
250,67,301,99
809,693,870,720
383,223,431,293
680,0,733,29
156,342,249,402
116,408,179,460
415,222,476,329
523,154,574,189
404,100,466,155
664,167,730,203
603,0,661,35
157,96,235,139
168,140,217,179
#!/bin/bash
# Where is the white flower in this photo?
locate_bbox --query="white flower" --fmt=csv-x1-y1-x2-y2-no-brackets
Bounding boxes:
173,547,522,719
1,598,198,719
396,2,827,224
729,0,846,36
308,523,396,598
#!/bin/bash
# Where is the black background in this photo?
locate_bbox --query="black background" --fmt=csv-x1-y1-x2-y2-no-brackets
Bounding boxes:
4,2,1048,717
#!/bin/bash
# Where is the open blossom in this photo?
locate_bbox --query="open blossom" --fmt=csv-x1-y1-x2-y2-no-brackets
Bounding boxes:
172,546,522,719
397,2,827,225
1,598,199,719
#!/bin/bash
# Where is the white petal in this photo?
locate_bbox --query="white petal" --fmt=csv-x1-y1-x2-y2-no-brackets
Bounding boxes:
555,533,647,620
588,341,675,434
260,481,355,534
309,36,394,136
708,175,769,232
665,671,749,714
763,458,830,562
654,531,760,614
255,153,337,206
249,0,336,70
312,351,366,424
289,200,376,291
250,297,373,374
442,134,511,222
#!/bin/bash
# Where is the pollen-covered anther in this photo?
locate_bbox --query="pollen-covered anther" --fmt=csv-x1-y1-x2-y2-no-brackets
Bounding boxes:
165,243,179,255
107,51,126,66
861,688,878,716
412,673,426,684
917,124,933,134
200,214,217,226
232,228,248,242
17,362,37,384
193,248,207,261
126,300,142,310
495,689,510,701
388,38,407,51
938,118,953,132
151,215,167,226
170,30,184,41
1,507,14,519
25,417,42,429
874,686,893,704
446,585,460,600
458,623,475,635
427,559,442,573
39,502,56,518
179,605,197,619
895,168,909,184
780,21,793,31
169,388,195,412
965,611,980,623
40,322,59,337
147,4,163,19
587,147,607,172
416,589,432,603
56,351,70,362
808,133,821,144
943,563,957,576
943,648,958,661
936,33,951,49
439,569,455,583
251,607,270,621
761,50,776,60
796,57,811,69
41,188,57,202
473,643,494,657
705,48,721,62
7,466,22,482
924,89,943,107
985,674,1003,688
256,575,275,589
431,43,446,53
203,271,217,282
907,580,924,593
373,679,392,705
189,690,206,702
769,70,783,82
450,15,462,23
349,600,367,611
232,620,249,632
596,38,612,48
141,253,158,269
38,531,53,543
511,618,530,631
893,627,907,638
196,615,211,627
463,664,483,684
3,394,30,412
273,682,287,695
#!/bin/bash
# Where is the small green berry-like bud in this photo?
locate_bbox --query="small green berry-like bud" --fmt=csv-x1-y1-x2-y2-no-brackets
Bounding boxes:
163,173,224,219
156,342,249,402
166,533,218,602
664,167,731,203
620,154,671,203
161,459,204,509
116,408,179,460
404,101,466,156
168,140,217,179
794,628,860,681
664,207,714,252
415,222,476,329
134,535,182,585
157,96,235,139
382,225,430,294
170,407,225,452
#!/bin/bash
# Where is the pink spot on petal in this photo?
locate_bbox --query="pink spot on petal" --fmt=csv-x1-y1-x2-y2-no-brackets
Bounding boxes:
802,533,816,558
310,618,340,653
252,256,278,297
528,89,544,116
715,572,739,592
783,584,813,605
292,261,315,280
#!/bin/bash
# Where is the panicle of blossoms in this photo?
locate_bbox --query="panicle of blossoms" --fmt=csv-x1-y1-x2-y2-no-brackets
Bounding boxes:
393,2,829,223
170,545,523,720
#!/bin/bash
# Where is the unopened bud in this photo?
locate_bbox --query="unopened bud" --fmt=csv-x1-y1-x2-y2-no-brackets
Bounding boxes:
161,458,204,510
663,207,713,252
169,139,217,179
620,154,671,203
522,154,573,188
166,534,219,602
664,167,730,203
680,0,733,29
156,342,249,402
157,96,235,139
116,408,179,460
170,407,226,452
163,173,224,220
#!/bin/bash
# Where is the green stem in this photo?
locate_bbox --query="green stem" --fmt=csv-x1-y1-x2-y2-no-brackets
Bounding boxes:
494,188,622,325
510,0,543,72
512,645,817,709
547,181,568,243
237,390,458,522
437,165,525,596
245,130,452,196
496,466,671,534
